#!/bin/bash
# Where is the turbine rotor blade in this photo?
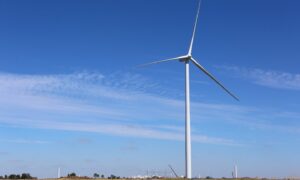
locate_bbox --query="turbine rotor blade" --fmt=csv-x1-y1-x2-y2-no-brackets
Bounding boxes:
188,0,202,56
190,58,239,101
138,56,184,68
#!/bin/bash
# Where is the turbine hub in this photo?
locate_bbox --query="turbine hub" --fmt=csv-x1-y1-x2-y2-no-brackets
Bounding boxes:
179,55,192,62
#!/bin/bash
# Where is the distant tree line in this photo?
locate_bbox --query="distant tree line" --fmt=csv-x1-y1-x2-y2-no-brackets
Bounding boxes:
67,173,77,178
93,174,120,179
107,175,120,179
93,173,105,178
0,173,36,179
66,172,121,179
63,172,124,179
66,172,122,179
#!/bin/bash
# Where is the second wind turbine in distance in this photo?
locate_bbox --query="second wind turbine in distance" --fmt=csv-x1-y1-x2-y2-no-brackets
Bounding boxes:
139,0,239,179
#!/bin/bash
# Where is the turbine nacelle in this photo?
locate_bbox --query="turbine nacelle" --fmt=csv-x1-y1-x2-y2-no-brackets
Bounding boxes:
179,55,192,62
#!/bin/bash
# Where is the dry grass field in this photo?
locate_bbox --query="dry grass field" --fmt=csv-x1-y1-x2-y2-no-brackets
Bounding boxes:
37,178,300,180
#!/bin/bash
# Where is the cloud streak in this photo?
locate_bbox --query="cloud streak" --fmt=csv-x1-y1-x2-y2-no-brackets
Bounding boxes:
0,71,299,146
218,65,300,90
2,117,237,145
0,71,240,146
0,139,49,144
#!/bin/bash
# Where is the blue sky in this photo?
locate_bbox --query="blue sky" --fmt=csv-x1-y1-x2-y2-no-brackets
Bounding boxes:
1,0,300,178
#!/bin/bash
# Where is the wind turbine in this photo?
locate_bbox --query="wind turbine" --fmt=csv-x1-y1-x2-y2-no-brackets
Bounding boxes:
58,167,61,178
139,0,239,179
234,165,238,178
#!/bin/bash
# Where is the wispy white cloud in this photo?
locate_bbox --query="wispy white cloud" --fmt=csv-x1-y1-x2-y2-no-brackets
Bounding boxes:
1,116,238,146
218,65,300,90
0,151,9,155
0,139,49,144
0,71,299,146
0,71,240,145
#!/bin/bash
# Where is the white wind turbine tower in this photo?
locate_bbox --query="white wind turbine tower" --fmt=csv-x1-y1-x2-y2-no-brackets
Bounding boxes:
234,165,238,178
139,0,239,179
58,167,61,178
